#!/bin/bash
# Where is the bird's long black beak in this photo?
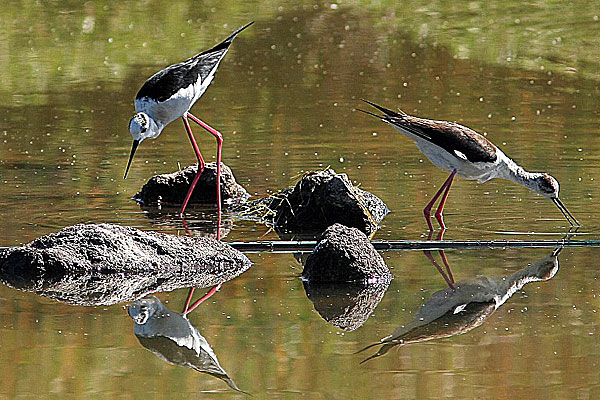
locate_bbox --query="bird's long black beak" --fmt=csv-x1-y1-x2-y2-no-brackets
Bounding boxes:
124,140,139,179
552,197,580,227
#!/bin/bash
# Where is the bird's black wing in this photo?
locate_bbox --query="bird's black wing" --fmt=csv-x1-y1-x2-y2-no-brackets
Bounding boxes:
136,22,253,103
397,116,498,163
361,100,497,163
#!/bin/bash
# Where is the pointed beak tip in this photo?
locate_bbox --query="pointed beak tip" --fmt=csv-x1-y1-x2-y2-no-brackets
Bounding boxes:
552,197,580,227
124,140,140,180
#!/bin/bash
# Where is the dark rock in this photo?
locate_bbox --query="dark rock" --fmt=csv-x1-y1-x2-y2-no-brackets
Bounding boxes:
233,169,388,236
129,296,246,393
133,162,250,206
302,223,392,283
302,281,391,331
0,223,252,305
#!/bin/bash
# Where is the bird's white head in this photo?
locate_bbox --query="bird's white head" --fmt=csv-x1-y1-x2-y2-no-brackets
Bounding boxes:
532,173,580,226
124,113,162,179
129,112,157,141
128,296,159,325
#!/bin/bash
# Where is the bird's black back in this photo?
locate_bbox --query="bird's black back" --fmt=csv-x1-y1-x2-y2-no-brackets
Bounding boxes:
396,116,498,163
361,100,497,163
136,22,253,103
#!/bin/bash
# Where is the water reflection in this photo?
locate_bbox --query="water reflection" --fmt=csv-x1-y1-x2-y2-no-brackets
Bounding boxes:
140,207,233,239
128,296,246,393
303,281,390,331
359,248,560,362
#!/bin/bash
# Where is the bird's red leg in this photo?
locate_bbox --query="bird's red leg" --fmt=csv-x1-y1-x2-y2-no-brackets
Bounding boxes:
434,169,457,230
180,115,206,216
178,114,224,312
186,113,223,221
182,283,222,316
423,169,457,231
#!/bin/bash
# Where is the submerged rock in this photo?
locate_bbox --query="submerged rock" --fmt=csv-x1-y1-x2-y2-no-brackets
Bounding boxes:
302,223,392,283
0,223,252,305
303,281,391,331
133,162,250,206
233,169,388,236
129,296,246,393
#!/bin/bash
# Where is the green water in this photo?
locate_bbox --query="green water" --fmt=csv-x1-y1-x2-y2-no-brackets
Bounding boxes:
1,1,599,398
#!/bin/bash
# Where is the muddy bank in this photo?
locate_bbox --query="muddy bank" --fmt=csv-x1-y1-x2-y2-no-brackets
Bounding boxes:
133,162,250,206
0,224,251,305
302,224,393,283
233,169,389,236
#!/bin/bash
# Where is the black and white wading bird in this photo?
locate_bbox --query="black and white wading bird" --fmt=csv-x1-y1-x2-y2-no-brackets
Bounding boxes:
124,22,253,216
359,100,580,231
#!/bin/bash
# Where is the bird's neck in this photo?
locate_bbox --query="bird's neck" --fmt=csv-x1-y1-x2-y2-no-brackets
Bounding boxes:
492,255,557,307
501,156,542,193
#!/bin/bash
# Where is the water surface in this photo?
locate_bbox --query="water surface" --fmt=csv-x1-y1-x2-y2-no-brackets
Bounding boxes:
1,1,600,398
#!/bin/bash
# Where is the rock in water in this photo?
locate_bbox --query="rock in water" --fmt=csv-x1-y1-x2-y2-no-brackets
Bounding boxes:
0,224,252,305
302,223,392,283
234,169,389,235
133,162,250,206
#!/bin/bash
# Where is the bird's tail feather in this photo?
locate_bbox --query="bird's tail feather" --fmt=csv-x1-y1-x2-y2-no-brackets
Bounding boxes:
203,21,254,54
361,99,406,117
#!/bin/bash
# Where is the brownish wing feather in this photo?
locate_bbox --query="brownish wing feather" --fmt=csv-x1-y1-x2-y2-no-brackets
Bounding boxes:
390,115,498,163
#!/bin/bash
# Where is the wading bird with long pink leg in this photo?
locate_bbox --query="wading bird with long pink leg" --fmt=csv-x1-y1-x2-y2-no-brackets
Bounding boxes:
359,100,579,231
124,22,253,216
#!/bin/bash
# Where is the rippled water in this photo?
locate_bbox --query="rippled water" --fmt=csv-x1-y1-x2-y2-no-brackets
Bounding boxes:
1,1,600,398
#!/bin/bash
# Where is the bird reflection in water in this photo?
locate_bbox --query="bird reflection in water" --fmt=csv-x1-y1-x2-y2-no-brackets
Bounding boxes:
180,216,222,315
358,248,561,363
128,295,246,394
